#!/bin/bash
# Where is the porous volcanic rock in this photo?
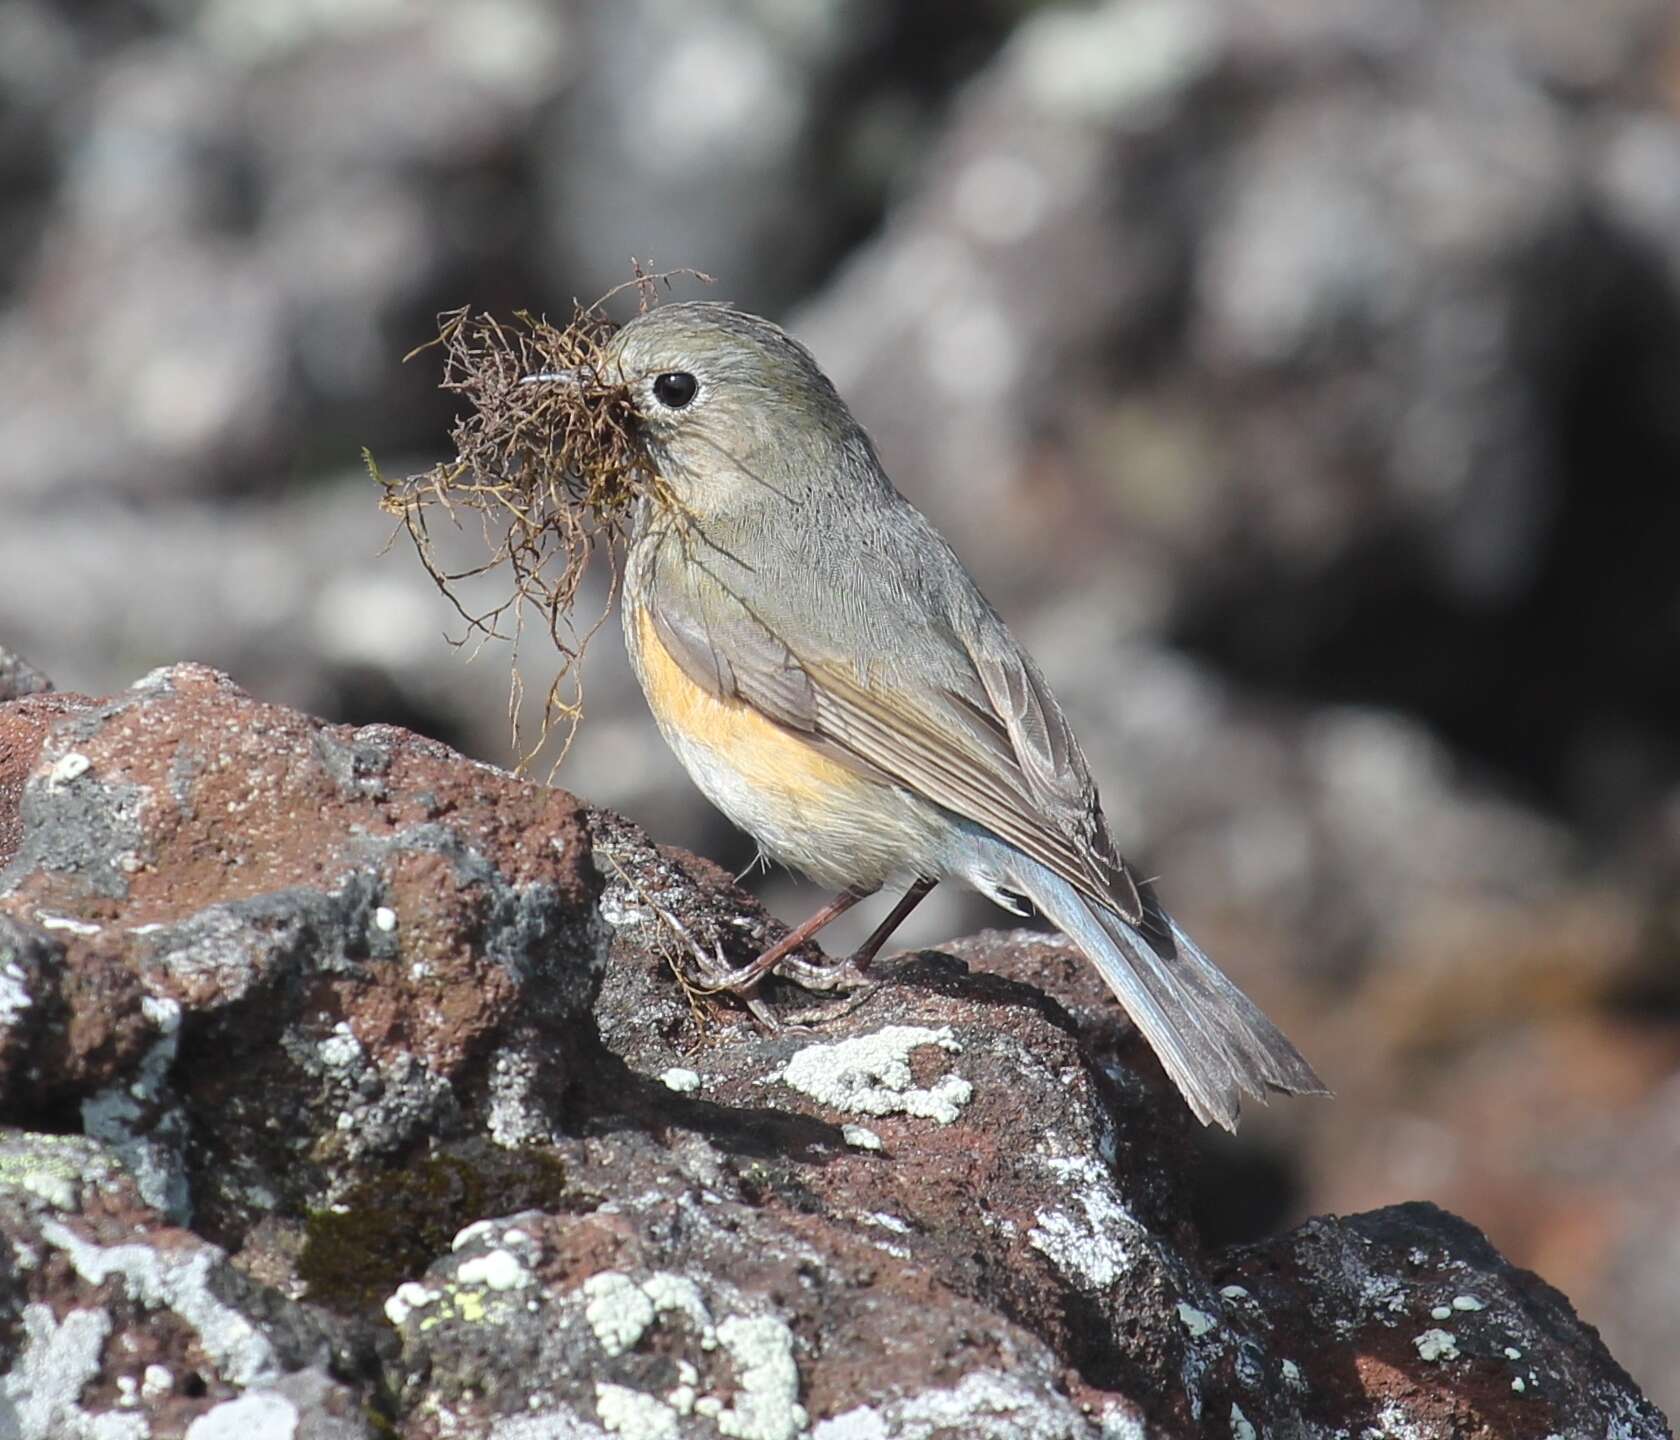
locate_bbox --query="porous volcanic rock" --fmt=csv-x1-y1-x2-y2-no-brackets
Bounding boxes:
0,668,1668,1438
0,663,602,1248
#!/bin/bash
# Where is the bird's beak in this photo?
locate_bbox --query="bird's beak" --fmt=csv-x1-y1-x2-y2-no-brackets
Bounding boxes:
521,365,595,387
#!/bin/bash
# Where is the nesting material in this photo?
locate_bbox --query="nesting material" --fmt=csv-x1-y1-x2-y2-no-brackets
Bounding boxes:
373,270,704,768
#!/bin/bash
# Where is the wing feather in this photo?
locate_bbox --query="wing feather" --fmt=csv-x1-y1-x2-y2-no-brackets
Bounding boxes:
808,662,1142,923
641,546,1144,925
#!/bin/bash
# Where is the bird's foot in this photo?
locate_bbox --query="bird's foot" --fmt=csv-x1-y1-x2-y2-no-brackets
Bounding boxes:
676,938,788,1028
772,953,887,1026
675,935,878,1032
772,950,876,993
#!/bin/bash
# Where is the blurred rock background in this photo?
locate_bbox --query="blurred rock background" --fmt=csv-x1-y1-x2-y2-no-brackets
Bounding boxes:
2,0,1678,1415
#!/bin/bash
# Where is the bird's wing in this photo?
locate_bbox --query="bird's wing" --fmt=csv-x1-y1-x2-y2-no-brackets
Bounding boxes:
644,568,1145,925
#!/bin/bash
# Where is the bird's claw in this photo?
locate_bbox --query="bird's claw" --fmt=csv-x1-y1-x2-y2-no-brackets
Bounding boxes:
674,932,874,1030
673,938,786,1029
773,951,875,993
681,938,758,993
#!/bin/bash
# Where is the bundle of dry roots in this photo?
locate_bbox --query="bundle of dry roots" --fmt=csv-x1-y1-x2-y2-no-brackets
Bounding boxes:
373,271,703,768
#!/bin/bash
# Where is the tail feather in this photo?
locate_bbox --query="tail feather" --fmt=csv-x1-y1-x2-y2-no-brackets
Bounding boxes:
1007,859,1328,1131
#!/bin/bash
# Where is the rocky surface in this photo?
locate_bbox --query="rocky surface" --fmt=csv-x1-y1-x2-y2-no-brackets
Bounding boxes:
0,652,52,705
0,667,1669,1437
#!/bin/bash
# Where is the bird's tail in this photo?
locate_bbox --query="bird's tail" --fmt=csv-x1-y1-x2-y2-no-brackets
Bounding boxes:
1005,856,1327,1131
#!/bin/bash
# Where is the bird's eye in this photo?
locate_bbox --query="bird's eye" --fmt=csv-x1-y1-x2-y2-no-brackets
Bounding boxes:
652,372,698,409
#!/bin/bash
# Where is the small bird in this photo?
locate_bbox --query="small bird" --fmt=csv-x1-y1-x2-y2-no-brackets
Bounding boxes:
568,302,1324,1130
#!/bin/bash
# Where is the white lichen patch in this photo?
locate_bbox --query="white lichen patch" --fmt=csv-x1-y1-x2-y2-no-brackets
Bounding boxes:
4,1303,147,1440
453,1219,496,1252
1176,1302,1218,1338
641,1273,713,1334
1431,1305,1453,1321
373,905,398,933
780,1025,971,1124
714,1315,807,1440
815,1369,1089,1439
47,752,92,787
581,1269,717,1362
317,1022,364,1070
1413,1328,1460,1362
841,1124,882,1151
596,1381,680,1439
457,1248,533,1292
660,1067,702,1094
1230,1402,1258,1440
0,1135,121,1216
1451,1293,1486,1312
667,1359,701,1416
584,1272,657,1356
1027,1155,1139,1292
579,1291,802,1439
41,1221,279,1386
1029,1208,1121,1290
385,1282,439,1327
0,1145,83,1212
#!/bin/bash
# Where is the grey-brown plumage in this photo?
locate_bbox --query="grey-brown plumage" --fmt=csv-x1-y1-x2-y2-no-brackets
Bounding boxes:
604,302,1326,1130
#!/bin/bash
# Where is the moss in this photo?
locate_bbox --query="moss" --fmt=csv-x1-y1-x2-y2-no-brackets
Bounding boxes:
298,1146,576,1316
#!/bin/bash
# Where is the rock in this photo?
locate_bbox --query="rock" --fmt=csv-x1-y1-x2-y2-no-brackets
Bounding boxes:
0,649,52,702
0,0,576,508
1220,1202,1669,1439
799,0,1680,629
0,1130,374,1440
1,691,97,897
0,672,1668,1436
0,664,602,1243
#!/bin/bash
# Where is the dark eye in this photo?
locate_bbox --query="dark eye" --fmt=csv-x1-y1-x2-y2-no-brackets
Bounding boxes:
652,372,698,409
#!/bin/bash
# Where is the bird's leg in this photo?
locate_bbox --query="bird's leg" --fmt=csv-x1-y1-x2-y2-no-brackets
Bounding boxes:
777,877,937,991
687,885,876,997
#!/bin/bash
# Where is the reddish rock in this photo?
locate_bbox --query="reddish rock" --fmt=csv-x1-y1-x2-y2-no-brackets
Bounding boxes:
0,670,1668,1438
0,664,604,1246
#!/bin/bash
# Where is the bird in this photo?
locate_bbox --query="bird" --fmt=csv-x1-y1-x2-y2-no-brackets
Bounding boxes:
545,301,1325,1130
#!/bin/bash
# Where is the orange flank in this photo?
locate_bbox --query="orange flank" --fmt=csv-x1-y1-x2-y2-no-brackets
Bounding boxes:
633,604,869,806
